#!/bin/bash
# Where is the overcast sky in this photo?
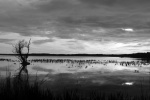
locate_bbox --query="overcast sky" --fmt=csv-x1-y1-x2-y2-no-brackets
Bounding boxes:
0,0,150,54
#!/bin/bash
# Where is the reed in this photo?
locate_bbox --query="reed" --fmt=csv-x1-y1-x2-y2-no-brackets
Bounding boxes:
0,72,150,100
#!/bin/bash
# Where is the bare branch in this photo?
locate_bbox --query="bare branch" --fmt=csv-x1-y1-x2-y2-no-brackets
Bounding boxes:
26,38,31,59
12,39,31,80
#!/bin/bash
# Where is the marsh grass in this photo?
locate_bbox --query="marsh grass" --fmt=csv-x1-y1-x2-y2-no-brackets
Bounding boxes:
0,72,150,100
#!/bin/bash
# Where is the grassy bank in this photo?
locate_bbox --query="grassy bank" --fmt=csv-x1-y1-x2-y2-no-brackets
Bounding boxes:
0,74,150,100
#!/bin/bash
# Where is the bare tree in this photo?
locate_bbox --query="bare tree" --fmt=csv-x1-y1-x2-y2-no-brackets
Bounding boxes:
12,39,31,80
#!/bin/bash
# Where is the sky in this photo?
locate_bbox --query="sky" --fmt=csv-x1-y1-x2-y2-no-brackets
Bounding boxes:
0,0,150,54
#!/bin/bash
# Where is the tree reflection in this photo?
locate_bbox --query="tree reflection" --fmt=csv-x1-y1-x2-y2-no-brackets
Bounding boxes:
12,39,31,81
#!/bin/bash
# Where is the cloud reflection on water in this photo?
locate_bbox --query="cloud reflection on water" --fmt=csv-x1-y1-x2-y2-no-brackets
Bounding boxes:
0,56,150,86
32,66,54,73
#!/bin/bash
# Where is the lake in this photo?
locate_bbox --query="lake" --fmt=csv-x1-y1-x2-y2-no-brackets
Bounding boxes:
0,55,150,87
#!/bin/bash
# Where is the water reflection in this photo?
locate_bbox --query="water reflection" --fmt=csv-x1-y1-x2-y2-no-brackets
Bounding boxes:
0,56,150,75
122,82,134,86
0,56,150,86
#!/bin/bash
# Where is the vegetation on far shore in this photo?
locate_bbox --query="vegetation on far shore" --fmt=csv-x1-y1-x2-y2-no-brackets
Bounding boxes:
1,52,150,59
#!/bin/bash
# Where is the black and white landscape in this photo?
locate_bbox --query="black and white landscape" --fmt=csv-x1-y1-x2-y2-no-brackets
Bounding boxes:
0,0,150,100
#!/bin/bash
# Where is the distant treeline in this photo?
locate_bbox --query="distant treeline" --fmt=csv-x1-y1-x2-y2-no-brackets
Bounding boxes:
0,52,150,58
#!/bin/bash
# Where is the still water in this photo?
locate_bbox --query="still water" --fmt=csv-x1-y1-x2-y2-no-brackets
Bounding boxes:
0,55,150,86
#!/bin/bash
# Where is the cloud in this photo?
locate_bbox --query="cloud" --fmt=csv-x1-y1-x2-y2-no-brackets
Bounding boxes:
80,0,118,6
121,28,134,32
79,0,150,7
63,40,86,50
32,38,55,45
0,39,14,44
58,15,150,29
33,0,81,12
1,0,150,53
0,0,150,36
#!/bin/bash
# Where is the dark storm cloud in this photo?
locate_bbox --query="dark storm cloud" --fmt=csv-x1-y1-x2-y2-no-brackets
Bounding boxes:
79,0,150,7
0,9,48,36
58,14,150,29
32,0,150,10
33,0,80,12
1,0,150,45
